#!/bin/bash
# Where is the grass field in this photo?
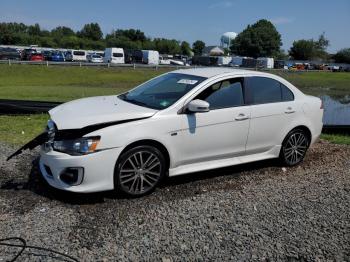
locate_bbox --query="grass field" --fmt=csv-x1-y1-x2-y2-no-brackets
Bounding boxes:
0,64,349,145
275,71,350,98
0,65,350,101
0,65,171,101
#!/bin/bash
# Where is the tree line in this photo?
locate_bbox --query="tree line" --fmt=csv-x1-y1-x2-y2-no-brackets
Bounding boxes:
0,22,196,56
0,21,349,63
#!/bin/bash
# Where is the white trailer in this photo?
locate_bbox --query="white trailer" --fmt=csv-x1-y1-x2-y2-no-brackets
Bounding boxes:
257,57,274,69
104,48,125,64
142,50,159,65
217,56,232,66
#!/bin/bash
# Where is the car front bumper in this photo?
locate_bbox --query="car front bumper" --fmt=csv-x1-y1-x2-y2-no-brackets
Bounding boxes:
39,147,122,193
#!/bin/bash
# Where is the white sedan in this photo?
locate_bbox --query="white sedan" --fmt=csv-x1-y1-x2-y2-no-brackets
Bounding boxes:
8,68,323,196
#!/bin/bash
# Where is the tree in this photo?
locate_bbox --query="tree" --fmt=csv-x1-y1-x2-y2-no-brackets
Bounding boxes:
111,29,147,42
333,48,350,64
230,19,282,58
51,26,75,37
289,33,330,60
180,41,191,56
153,38,181,54
192,40,205,55
105,29,152,50
27,23,41,36
289,40,315,60
78,23,103,41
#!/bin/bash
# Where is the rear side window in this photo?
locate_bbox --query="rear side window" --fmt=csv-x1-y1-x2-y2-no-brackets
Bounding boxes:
195,78,244,110
281,84,294,101
246,77,294,104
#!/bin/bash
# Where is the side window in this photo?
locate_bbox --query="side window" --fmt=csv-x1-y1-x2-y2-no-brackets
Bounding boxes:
195,78,244,109
246,77,282,104
281,84,294,101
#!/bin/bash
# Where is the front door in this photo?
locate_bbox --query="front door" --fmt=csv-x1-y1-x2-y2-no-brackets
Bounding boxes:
175,78,251,167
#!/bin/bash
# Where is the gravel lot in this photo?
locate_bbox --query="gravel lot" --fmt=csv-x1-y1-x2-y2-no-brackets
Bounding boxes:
0,140,349,261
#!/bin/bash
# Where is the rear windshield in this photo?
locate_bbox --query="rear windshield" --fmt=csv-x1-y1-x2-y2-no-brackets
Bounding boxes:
73,51,85,56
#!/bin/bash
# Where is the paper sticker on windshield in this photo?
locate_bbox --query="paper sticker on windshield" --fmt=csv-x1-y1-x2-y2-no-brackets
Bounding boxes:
177,79,198,85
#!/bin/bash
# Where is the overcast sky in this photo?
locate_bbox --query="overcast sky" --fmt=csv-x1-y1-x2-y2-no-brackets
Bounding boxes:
1,0,349,52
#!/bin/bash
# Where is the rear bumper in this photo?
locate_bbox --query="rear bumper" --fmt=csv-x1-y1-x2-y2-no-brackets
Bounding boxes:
39,147,122,193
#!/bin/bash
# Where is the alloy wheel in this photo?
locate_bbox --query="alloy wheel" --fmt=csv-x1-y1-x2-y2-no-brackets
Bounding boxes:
119,150,162,194
283,131,309,165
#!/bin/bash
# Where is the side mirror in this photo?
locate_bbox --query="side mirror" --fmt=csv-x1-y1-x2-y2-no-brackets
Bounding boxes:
187,99,210,113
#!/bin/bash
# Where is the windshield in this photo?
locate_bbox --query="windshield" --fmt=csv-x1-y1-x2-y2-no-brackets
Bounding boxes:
118,73,206,110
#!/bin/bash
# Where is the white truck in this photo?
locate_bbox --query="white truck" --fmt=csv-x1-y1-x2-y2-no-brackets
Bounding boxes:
142,50,159,65
104,48,125,64
65,50,87,62
217,56,232,66
257,57,274,69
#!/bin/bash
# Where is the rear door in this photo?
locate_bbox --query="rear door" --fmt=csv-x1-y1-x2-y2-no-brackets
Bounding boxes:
244,76,298,154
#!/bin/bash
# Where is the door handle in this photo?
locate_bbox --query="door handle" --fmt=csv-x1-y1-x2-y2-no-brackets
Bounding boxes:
285,107,295,114
235,113,249,121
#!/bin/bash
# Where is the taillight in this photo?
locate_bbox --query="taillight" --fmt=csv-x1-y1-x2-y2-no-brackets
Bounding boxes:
320,100,324,109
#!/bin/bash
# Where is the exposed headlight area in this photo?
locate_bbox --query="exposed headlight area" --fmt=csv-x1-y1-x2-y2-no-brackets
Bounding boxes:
53,137,100,155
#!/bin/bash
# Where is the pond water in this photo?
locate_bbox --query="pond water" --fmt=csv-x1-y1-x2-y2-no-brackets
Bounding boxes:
321,95,350,126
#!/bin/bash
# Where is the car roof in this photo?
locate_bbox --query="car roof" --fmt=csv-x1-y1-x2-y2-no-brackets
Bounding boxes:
173,67,271,78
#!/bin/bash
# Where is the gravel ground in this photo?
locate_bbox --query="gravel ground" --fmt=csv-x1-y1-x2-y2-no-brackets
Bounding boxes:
0,140,349,261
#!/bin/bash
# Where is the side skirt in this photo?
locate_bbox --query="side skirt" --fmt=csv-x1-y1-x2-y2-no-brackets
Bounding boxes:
168,145,281,177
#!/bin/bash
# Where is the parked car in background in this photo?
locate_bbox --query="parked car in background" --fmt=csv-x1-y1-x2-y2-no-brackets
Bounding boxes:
0,47,21,60
30,52,44,61
21,48,37,60
50,51,65,62
42,50,52,61
10,68,323,197
65,50,87,62
87,54,103,63
104,48,125,64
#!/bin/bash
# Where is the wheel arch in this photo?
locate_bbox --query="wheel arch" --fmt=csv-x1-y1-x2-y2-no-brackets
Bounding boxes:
116,139,171,171
283,125,312,144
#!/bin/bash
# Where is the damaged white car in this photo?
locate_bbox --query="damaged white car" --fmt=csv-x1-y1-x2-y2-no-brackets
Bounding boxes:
8,68,323,196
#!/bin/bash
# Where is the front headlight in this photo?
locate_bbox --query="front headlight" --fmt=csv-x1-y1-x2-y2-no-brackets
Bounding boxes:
53,137,100,155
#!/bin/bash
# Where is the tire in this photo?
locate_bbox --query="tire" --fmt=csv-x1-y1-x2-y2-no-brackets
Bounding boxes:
115,145,166,197
280,129,310,166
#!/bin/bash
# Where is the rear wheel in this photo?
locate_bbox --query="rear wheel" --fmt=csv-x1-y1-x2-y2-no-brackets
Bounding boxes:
115,145,166,197
280,129,310,166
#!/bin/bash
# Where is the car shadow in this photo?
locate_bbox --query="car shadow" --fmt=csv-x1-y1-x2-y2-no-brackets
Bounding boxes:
1,156,281,205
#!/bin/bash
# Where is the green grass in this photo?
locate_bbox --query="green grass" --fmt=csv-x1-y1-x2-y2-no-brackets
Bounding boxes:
0,65,349,101
0,65,171,101
0,114,49,144
320,133,350,145
273,71,350,98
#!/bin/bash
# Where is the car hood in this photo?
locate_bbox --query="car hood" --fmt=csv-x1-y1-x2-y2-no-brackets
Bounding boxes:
49,95,158,130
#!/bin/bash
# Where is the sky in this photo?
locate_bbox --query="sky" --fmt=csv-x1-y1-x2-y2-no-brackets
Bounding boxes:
1,0,349,53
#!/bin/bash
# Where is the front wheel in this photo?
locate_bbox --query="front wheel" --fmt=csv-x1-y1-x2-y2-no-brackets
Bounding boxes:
115,145,166,197
280,129,310,166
